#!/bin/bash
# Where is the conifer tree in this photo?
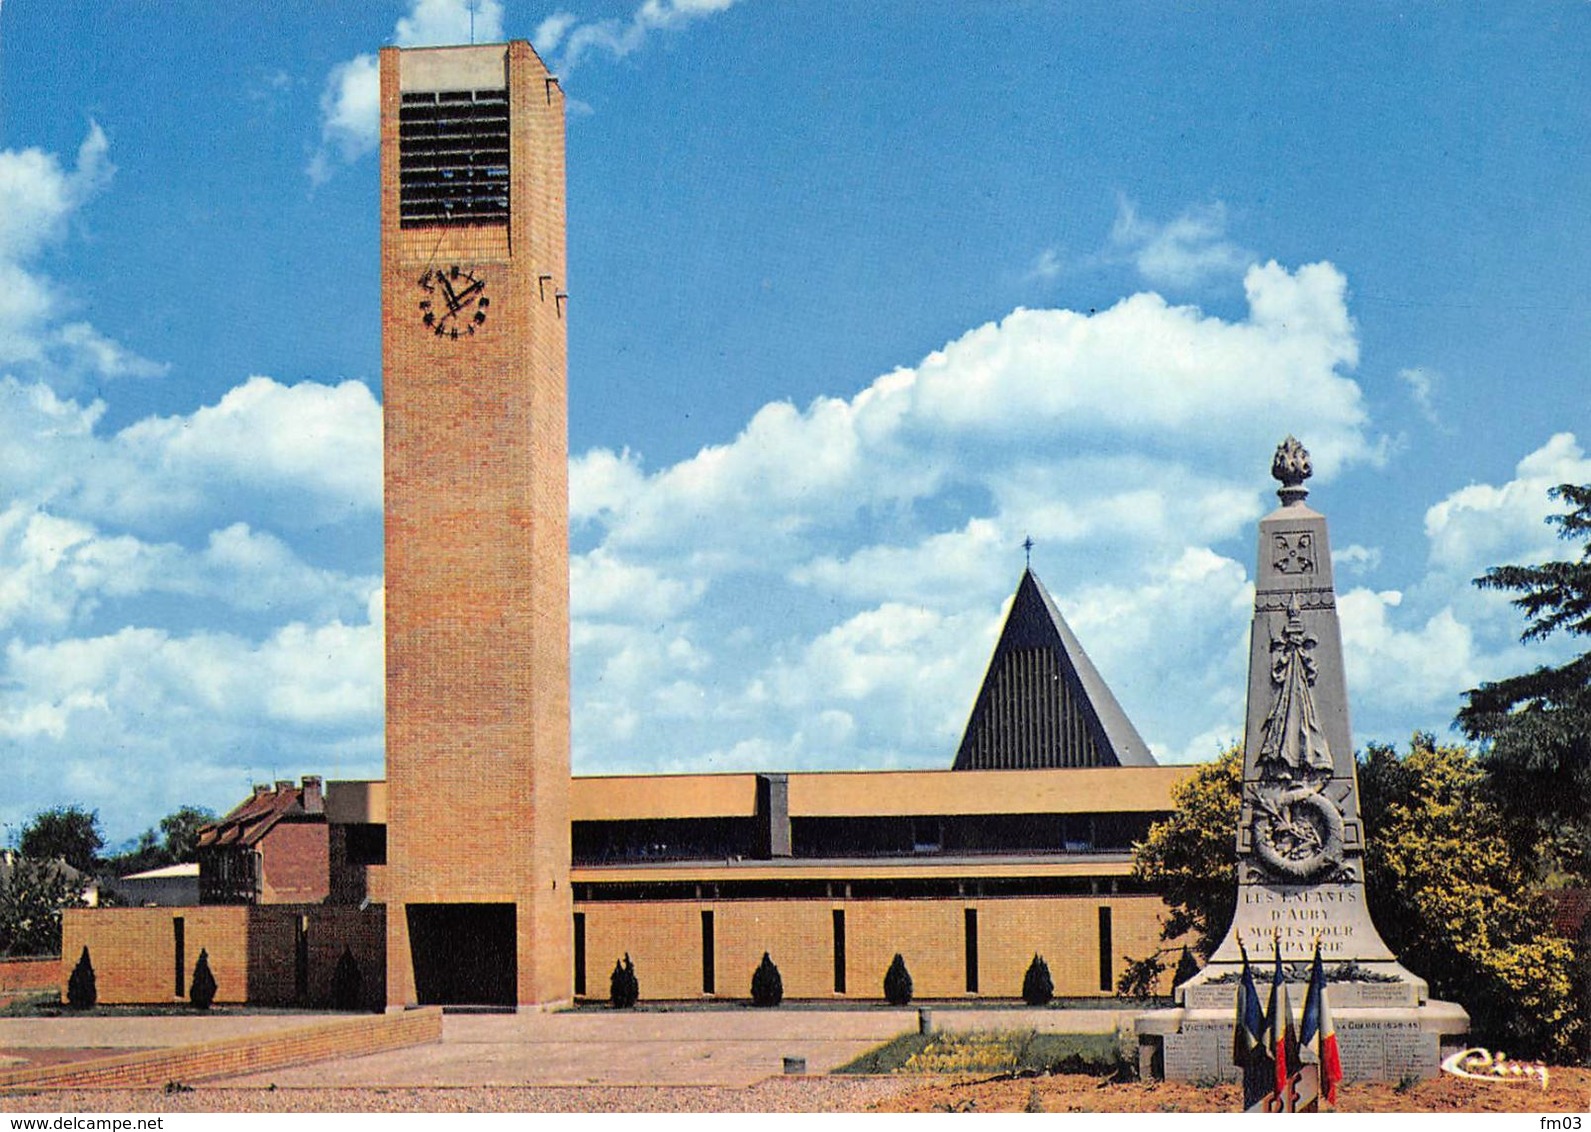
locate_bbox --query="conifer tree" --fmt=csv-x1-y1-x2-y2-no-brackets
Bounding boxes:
610,953,639,1008
190,948,217,1010
1021,953,1053,1006
67,945,96,1010
883,952,913,1006
750,952,783,1007
1459,483,1591,879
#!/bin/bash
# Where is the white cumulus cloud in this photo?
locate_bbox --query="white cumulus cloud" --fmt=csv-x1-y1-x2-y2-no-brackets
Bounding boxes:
1110,199,1253,290
0,126,163,383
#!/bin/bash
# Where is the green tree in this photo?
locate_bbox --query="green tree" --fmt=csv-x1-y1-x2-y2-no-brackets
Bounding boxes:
0,858,84,956
1132,736,1582,1059
1458,483,1591,881
1130,745,1242,957
19,806,103,873
102,805,218,880
1359,735,1580,1060
159,805,216,863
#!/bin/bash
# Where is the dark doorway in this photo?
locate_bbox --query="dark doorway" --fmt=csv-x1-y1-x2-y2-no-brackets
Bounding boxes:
407,903,517,1006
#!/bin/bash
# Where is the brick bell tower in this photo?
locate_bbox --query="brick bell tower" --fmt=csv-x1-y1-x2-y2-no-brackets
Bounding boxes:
380,42,571,1009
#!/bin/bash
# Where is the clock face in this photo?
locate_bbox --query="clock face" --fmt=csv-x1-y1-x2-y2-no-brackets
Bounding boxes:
417,265,490,339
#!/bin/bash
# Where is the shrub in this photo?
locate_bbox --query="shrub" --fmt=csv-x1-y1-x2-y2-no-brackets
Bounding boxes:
610,953,639,1008
1021,953,1053,1006
66,946,96,1010
331,946,362,1010
190,948,217,1010
883,952,913,1006
750,951,783,1007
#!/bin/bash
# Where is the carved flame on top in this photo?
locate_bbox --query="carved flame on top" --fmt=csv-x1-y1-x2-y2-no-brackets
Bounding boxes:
1272,436,1312,487
1272,436,1312,505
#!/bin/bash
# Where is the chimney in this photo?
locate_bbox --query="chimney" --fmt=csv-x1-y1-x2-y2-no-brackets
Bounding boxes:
275,779,294,794
301,775,324,815
253,784,272,799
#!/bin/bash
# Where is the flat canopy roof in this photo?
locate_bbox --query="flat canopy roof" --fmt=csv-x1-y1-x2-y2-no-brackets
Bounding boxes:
328,764,1195,826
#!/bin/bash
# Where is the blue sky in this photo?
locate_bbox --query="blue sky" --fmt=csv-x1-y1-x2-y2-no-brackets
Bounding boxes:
1,0,1588,847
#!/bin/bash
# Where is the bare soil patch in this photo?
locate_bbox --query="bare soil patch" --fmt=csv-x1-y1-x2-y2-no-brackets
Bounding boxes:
10,1070,1588,1112
872,1066,1591,1113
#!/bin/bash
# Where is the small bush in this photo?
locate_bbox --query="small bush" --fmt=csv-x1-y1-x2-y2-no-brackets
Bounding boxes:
883,953,913,1006
750,951,783,1007
66,946,97,1010
610,953,639,1008
331,946,362,1010
1021,953,1053,1006
190,949,217,1010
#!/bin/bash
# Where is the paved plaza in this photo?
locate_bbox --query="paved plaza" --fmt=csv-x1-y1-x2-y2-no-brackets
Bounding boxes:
0,1006,1139,1089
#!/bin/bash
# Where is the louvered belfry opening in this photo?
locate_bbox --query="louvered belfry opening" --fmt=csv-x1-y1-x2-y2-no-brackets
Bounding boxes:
398,88,510,227
960,645,1105,768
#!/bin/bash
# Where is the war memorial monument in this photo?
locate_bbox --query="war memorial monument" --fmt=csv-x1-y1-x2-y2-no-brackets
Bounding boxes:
1136,438,1470,1082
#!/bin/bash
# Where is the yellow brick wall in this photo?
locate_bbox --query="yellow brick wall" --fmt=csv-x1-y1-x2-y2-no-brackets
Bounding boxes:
380,41,572,1008
62,907,252,1005
574,894,1173,1002
62,906,387,1008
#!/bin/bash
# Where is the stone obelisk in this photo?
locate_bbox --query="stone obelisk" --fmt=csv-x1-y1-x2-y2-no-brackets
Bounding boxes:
1204,435,1404,977
1137,438,1468,1083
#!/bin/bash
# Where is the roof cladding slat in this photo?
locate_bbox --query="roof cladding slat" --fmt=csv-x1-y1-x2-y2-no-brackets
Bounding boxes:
399,88,510,228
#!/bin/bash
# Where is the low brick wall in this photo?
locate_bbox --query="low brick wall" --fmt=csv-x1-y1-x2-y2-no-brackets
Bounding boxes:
0,957,59,993
0,1007,441,1091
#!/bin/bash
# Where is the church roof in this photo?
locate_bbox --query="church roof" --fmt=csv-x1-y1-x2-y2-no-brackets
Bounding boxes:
953,568,1156,770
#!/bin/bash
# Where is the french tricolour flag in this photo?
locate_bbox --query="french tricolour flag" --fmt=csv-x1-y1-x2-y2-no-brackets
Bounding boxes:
1267,937,1299,1110
1300,941,1343,1106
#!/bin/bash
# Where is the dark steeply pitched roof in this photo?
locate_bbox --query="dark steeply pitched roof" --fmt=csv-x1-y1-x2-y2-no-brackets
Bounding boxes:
953,568,1156,770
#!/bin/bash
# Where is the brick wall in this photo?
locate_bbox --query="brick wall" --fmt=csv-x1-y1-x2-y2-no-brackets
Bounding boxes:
62,906,386,1008
0,1007,440,1092
63,907,251,1005
0,956,59,993
381,40,572,1009
575,894,1175,1003
259,821,330,904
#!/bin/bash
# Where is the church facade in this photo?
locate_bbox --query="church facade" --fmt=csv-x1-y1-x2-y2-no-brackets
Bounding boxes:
62,40,1192,1010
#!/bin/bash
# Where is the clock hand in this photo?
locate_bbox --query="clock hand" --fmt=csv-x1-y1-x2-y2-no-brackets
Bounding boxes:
451,278,485,306
437,272,460,312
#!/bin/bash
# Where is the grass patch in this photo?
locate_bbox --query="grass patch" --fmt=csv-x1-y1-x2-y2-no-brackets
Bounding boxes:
0,990,60,1017
833,1029,1127,1076
0,996,318,1019
833,1031,933,1074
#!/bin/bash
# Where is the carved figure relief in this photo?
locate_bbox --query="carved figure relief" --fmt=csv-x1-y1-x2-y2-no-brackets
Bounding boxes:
1259,601,1333,774
1250,598,1345,881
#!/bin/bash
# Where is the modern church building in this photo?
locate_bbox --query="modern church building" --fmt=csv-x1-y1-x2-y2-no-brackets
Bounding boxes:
63,41,1193,1010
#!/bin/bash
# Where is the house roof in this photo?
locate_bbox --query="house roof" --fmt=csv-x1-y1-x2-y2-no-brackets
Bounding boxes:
196,780,320,850
119,862,201,881
953,568,1155,769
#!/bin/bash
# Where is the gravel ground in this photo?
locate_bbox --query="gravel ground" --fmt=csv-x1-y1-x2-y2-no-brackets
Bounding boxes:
12,1068,1589,1113
0,1077,920,1113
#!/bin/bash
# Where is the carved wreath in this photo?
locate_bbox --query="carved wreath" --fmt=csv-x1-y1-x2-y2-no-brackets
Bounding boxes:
1250,598,1345,881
